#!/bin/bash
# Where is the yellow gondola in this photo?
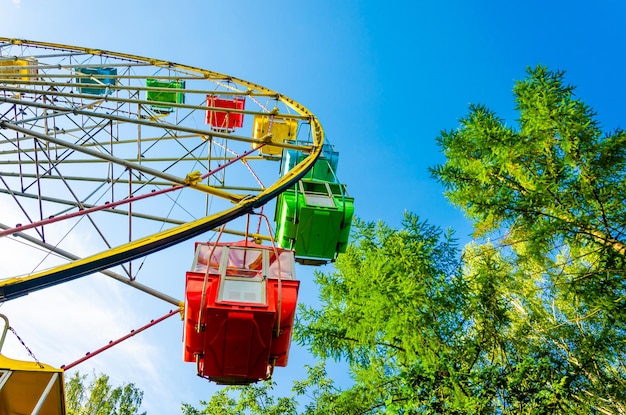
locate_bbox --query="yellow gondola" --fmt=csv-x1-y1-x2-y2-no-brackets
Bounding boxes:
0,314,66,415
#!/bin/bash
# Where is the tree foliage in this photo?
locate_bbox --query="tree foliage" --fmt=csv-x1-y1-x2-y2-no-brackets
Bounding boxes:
295,214,469,413
181,363,360,415
180,379,296,415
185,66,626,414
428,65,626,413
65,371,146,415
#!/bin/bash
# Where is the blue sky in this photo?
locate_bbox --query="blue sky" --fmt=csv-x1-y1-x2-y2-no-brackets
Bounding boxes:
1,0,625,413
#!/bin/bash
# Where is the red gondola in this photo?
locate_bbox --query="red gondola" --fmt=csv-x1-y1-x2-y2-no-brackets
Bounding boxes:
205,95,245,131
183,240,299,385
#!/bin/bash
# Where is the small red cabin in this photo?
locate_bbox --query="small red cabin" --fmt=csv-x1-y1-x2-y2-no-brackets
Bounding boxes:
206,95,245,130
183,240,299,385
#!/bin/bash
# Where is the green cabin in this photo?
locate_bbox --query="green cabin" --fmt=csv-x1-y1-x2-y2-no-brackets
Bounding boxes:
146,79,185,112
275,144,354,265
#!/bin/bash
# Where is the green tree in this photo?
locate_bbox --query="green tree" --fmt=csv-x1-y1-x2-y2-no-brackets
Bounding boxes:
295,214,471,414
181,378,297,415
181,363,354,415
295,213,624,413
430,65,626,413
65,371,146,415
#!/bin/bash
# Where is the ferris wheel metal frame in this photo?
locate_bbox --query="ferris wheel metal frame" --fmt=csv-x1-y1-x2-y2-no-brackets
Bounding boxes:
0,37,324,305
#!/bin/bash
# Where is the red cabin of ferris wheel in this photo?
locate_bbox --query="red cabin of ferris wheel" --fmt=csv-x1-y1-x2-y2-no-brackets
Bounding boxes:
183,240,299,385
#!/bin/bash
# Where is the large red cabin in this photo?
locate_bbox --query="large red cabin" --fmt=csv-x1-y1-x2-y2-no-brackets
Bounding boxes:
183,241,299,385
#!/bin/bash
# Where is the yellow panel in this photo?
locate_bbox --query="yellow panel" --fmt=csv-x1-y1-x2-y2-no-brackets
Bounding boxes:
0,355,65,415
0,58,38,81
252,116,298,155
0,354,61,373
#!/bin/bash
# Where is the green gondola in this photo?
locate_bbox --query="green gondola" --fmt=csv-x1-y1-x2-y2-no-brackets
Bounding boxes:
275,144,354,265
146,78,185,112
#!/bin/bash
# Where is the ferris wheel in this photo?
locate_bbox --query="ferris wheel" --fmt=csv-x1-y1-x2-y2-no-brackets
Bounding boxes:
0,38,353,411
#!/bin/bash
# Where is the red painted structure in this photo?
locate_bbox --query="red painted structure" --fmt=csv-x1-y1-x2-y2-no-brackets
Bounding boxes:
205,95,245,130
183,240,299,384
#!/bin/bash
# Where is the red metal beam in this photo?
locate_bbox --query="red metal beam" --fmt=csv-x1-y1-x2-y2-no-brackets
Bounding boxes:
61,309,180,371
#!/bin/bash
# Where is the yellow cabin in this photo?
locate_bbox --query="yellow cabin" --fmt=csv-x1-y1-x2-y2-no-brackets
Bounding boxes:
252,116,298,156
0,58,38,82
